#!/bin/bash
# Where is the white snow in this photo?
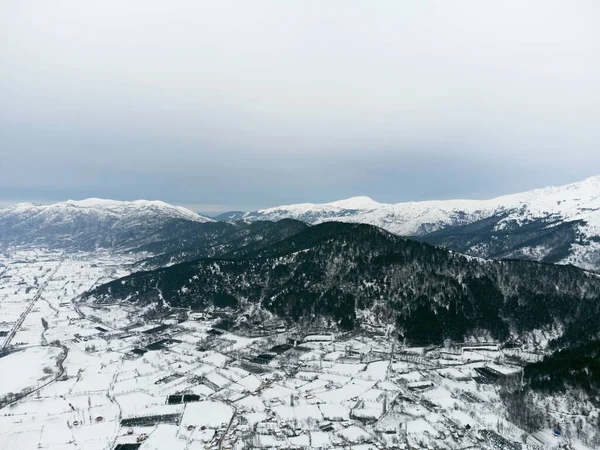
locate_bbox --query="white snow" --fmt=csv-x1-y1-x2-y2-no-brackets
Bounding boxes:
3,198,213,224
0,247,599,450
0,346,64,398
241,174,600,237
180,401,234,429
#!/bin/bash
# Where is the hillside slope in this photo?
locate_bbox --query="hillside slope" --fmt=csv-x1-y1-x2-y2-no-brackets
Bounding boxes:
85,222,600,347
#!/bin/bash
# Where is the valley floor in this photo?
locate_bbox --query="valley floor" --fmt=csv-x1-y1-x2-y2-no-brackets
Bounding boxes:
0,249,598,450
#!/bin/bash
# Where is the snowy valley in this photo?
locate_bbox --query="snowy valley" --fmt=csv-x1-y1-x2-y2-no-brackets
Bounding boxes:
1,248,599,450
1,179,600,449
4,1,598,447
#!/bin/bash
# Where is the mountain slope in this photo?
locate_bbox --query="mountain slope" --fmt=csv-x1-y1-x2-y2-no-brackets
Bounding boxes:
0,198,311,267
137,219,310,267
0,198,214,251
84,222,600,347
231,176,600,270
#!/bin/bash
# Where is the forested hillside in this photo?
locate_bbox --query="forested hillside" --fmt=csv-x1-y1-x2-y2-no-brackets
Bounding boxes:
524,340,600,393
85,222,600,346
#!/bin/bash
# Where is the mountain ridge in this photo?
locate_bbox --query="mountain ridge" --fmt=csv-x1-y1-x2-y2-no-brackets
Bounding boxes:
84,221,600,347
0,198,214,251
232,175,600,233
3,176,599,269
222,176,600,270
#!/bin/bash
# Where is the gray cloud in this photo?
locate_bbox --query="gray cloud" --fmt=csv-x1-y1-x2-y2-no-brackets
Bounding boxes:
1,1,599,210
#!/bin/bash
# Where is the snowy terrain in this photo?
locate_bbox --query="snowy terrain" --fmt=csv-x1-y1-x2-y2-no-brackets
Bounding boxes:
225,175,600,270
2,198,211,226
233,176,600,235
1,179,599,448
3,177,599,269
1,249,598,449
0,199,213,250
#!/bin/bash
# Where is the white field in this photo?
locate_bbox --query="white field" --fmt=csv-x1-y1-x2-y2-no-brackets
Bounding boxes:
0,248,599,449
0,346,64,399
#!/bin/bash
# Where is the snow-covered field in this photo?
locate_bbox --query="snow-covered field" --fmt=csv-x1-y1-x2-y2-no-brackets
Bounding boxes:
0,346,64,399
0,248,598,449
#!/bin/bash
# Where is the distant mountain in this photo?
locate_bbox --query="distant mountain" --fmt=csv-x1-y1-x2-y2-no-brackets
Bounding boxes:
231,176,600,271
85,222,600,347
0,198,313,266
0,198,214,251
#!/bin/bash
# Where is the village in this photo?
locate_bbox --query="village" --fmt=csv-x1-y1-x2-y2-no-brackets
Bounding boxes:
0,249,594,450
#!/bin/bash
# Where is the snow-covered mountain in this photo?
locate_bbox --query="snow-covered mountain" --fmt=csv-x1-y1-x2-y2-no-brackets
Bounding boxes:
0,198,214,251
227,176,600,270
3,177,599,269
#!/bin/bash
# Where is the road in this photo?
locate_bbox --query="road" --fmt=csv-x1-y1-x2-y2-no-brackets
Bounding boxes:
1,256,63,351
218,404,238,450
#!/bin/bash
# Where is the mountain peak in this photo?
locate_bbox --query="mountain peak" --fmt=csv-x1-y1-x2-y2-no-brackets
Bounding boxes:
574,174,600,190
65,197,185,210
65,198,125,208
328,196,382,210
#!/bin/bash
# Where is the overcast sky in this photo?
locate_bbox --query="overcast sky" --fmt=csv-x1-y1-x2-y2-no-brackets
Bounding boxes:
1,1,599,212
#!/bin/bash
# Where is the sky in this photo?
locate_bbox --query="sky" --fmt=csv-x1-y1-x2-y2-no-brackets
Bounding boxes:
1,1,599,212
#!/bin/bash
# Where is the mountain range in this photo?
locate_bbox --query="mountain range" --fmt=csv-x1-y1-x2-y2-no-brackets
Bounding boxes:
0,199,213,251
218,176,600,271
0,198,314,270
1,175,599,271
